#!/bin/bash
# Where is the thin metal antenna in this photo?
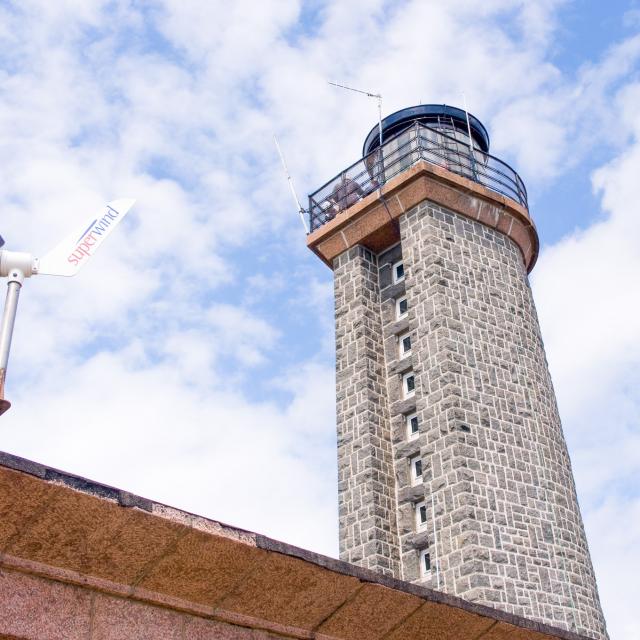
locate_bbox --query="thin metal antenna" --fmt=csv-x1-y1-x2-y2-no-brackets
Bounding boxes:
462,92,477,178
431,492,441,590
273,136,309,234
461,92,475,156
328,81,383,149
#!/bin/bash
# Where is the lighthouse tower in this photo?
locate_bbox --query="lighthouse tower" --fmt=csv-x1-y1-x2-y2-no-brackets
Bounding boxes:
306,105,608,639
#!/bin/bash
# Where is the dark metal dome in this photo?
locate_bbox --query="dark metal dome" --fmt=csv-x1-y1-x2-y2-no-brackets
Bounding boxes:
363,104,490,156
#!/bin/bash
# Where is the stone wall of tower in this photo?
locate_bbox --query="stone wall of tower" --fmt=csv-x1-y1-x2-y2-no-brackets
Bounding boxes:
334,245,401,577
332,201,608,639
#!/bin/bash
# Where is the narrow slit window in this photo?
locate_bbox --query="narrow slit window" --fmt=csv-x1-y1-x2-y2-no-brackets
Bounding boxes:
406,412,419,439
396,296,408,319
402,371,415,398
419,549,432,577
398,331,412,359
410,454,422,485
415,501,428,530
393,261,405,283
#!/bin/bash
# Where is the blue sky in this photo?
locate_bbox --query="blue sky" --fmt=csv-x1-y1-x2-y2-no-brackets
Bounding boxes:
0,1,638,638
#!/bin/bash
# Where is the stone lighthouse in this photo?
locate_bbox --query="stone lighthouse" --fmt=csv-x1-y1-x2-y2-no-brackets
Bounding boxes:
306,105,608,639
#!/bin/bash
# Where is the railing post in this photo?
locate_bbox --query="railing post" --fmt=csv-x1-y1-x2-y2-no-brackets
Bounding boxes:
469,145,478,181
413,121,420,165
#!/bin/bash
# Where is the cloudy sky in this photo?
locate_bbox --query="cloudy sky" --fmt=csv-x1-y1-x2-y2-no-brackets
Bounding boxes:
0,1,638,637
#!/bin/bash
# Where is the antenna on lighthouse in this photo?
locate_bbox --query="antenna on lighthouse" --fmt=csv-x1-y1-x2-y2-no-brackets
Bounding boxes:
461,92,475,157
328,81,383,149
461,92,478,179
0,198,136,416
273,136,309,234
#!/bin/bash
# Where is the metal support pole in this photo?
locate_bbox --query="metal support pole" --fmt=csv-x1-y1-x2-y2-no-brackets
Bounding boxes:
377,94,383,149
0,269,24,416
462,92,478,180
376,95,384,186
431,492,441,590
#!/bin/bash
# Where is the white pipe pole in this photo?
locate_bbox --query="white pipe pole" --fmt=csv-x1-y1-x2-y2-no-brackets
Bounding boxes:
0,283,20,372
431,492,441,590
0,269,24,415
377,94,384,186
462,93,473,149
377,94,383,149
462,92,475,156
462,92,477,179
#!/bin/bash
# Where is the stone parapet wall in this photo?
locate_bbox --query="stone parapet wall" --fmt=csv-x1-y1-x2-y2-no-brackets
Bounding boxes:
0,423,604,640
0,567,287,640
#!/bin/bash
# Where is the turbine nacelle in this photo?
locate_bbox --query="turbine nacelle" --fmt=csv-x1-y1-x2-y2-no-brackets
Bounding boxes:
0,251,36,280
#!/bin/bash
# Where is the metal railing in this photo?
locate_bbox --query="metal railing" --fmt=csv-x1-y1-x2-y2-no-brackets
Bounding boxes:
308,122,528,232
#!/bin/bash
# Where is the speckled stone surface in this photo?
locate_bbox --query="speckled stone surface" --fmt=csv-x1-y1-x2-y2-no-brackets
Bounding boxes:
0,570,91,640
333,246,401,577
330,196,608,639
91,595,185,640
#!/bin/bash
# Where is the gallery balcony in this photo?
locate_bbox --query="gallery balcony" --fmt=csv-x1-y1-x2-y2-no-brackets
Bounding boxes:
308,120,528,233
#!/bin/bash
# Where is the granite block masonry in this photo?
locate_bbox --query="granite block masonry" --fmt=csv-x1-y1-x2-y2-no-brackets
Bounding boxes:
334,245,400,577
311,105,609,640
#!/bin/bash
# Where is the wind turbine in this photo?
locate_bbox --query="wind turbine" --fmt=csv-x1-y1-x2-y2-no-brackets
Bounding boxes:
0,198,136,416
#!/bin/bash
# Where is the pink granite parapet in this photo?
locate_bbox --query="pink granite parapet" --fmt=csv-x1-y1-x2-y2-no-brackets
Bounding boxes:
0,451,594,640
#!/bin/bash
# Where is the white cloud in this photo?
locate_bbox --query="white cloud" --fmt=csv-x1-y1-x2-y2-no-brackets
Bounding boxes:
584,496,640,640
0,2,638,637
1,349,338,552
205,303,280,367
532,82,640,640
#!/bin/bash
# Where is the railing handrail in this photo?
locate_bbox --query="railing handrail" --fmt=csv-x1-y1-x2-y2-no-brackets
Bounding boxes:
308,122,528,233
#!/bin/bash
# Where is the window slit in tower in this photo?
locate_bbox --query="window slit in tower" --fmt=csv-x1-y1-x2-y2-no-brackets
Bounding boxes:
415,500,428,530
410,455,422,485
419,549,431,577
402,372,415,398
406,412,419,440
393,261,405,283
399,331,412,359
396,296,408,319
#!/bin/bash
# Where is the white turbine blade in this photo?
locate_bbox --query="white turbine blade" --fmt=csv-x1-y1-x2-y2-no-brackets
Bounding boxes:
37,199,135,277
